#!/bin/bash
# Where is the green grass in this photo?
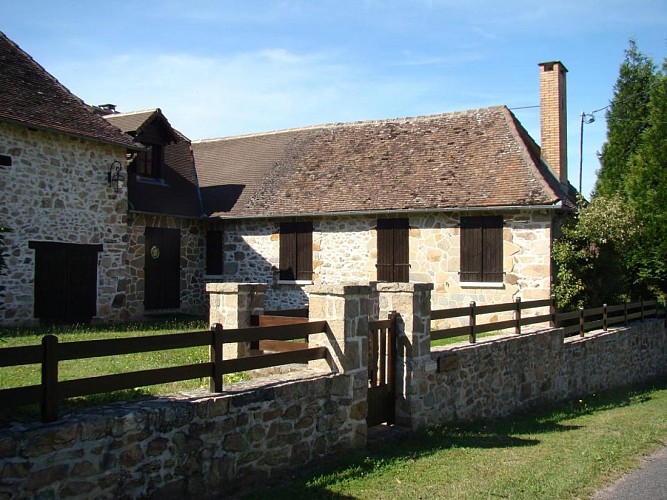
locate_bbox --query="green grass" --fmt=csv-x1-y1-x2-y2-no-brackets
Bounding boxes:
0,317,246,423
247,380,667,499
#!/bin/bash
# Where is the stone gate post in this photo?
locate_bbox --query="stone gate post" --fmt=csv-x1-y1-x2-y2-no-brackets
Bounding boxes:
307,284,371,444
375,282,434,429
206,283,266,358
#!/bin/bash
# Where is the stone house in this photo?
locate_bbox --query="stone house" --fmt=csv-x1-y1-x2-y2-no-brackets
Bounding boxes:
0,31,142,325
191,61,576,311
0,26,574,325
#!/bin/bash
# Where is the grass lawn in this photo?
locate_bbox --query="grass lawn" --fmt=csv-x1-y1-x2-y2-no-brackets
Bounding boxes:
248,379,667,499
0,317,246,422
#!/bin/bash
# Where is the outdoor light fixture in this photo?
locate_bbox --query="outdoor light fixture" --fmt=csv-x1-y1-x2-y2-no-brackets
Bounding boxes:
107,160,126,192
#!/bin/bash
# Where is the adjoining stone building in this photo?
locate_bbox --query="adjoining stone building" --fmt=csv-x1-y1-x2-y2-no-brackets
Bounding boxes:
0,31,142,325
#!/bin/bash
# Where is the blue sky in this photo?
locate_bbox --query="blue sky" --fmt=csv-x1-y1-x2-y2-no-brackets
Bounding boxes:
3,1,666,197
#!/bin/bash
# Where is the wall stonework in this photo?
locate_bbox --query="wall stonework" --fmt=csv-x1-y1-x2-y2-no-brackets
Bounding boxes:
126,214,209,318
0,122,131,325
223,211,552,312
0,371,361,499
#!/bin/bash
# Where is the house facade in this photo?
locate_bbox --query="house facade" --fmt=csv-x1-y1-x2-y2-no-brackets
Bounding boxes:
192,63,574,312
0,32,143,325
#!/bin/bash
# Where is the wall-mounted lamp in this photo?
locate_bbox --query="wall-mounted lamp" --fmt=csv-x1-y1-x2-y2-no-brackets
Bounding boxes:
107,160,126,192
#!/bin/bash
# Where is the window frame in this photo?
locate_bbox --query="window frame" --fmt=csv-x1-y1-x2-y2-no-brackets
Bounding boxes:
460,215,504,286
133,143,163,179
376,218,410,283
278,221,313,284
205,230,224,276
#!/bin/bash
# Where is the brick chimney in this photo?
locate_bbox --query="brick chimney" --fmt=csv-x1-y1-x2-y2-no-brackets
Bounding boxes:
538,61,568,185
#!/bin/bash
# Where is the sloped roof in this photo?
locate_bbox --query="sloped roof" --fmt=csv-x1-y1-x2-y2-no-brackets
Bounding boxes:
103,110,203,218
192,106,574,218
0,31,139,150
104,108,180,143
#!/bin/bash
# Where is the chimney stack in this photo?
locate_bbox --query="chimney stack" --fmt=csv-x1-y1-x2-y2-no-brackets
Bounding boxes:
538,61,568,185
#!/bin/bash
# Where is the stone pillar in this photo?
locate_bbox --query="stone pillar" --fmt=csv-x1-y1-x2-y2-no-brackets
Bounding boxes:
307,283,371,447
206,283,266,358
375,282,434,429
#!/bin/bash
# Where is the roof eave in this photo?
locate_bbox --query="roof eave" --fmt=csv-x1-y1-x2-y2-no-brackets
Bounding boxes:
212,201,569,221
0,115,144,151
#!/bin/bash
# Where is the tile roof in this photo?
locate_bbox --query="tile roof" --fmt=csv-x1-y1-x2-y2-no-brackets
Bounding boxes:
0,31,139,150
104,109,179,141
192,106,574,218
104,110,204,218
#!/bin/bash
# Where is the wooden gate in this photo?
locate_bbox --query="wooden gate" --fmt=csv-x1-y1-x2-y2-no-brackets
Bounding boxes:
367,313,397,426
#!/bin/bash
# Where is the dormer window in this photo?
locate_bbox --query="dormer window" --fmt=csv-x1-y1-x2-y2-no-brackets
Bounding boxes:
134,143,163,179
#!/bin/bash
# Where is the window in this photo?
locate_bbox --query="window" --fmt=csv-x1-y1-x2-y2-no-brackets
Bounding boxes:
206,230,224,275
279,221,313,282
376,218,409,282
133,144,163,179
0,154,11,166
460,216,503,283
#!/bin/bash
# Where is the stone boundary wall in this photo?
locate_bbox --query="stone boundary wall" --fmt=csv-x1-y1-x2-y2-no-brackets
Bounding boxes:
0,370,363,499
1,282,664,498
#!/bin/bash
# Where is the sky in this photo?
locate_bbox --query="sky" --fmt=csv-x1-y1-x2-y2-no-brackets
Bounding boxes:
3,1,666,198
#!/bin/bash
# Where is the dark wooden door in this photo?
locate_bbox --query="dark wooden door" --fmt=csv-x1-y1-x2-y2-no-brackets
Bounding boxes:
144,228,180,310
30,242,101,323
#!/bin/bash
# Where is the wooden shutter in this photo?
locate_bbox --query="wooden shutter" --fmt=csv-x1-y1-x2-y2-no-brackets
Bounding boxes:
377,219,409,282
206,230,223,275
279,222,312,281
296,222,313,281
461,216,503,282
482,216,503,282
461,216,483,282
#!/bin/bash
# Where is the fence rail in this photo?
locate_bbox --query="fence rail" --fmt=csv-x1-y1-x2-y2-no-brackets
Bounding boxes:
0,321,328,422
431,296,666,344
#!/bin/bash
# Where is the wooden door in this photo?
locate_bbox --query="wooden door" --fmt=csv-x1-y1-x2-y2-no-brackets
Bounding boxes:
30,242,101,323
144,228,180,310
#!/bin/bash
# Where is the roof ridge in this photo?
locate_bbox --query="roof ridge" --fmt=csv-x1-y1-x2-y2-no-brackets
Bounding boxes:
192,105,507,144
104,108,160,118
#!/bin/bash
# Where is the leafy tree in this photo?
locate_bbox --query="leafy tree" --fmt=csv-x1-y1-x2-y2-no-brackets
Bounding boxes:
553,196,639,309
595,40,657,198
624,62,667,295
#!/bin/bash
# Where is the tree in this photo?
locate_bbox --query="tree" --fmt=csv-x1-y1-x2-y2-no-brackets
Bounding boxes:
553,195,640,309
624,62,667,295
595,40,657,198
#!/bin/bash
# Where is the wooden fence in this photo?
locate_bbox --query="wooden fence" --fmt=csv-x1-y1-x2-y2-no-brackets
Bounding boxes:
0,321,328,422
432,297,666,344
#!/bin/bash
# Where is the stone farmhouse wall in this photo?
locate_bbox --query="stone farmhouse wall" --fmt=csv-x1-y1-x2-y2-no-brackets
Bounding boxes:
0,122,131,326
0,282,664,498
125,214,211,318
223,210,552,312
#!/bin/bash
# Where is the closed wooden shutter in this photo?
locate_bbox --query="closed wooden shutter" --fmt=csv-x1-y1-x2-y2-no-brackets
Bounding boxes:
460,216,503,282
482,216,503,282
461,216,483,282
206,230,223,275
279,222,312,281
377,218,409,282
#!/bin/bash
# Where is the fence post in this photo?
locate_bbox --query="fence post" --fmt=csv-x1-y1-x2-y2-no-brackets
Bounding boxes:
41,334,58,422
469,301,477,344
602,304,608,331
640,297,645,322
210,323,224,393
550,294,557,328
514,297,522,335
664,294,667,328
579,306,585,338
624,301,628,325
